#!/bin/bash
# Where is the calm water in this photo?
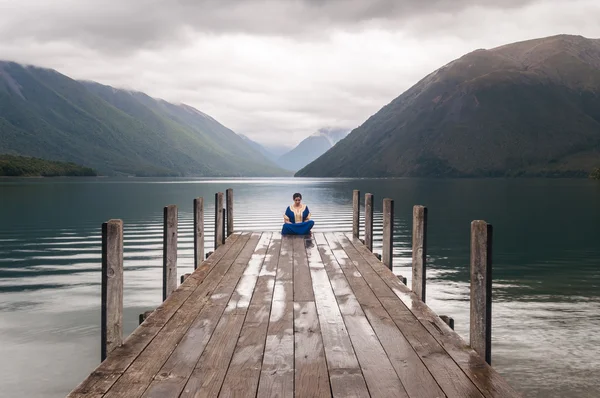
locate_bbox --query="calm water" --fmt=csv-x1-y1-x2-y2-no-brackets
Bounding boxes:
1,177,599,397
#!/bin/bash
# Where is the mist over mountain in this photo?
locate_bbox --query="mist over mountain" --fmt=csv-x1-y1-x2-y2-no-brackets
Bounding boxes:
0,61,289,176
297,35,600,178
277,127,349,171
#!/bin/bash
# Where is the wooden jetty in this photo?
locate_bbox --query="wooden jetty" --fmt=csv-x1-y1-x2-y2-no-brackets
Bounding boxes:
68,189,521,397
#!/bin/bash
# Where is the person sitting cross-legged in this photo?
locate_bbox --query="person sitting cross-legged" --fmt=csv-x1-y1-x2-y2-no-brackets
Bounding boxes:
281,192,314,235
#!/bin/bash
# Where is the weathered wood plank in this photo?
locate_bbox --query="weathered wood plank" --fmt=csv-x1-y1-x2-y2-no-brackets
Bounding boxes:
470,220,493,365
305,238,370,397
294,301,331,397
382,198,394,271
226,188,234,237
138,233,265,398
412,205,427,302
344,233,521,398
327,233,449,398
364,193,374,251
163,205,178,301
257,234,294,398
219,233,280,397
292,236,314,302
352,189,360,239
100,233,256,398
101,219,123,362
316,233,409,398
67,233,243,397
194,197,204,270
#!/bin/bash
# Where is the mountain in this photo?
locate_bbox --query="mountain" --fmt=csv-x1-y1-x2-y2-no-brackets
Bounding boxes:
0,61,289,176
239,134,281,162
277,127,349,171
0,154,97,176
296,35,600,178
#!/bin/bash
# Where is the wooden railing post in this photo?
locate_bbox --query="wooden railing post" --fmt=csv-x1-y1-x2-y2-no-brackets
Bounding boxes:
364,193,374,251
470,220,493,365
193,197,204,270
226,188,234,237
382,198,394,270
215,192,224,249
101,219,123,362
352,190,360,239
412,205,427,302
163,205,177,301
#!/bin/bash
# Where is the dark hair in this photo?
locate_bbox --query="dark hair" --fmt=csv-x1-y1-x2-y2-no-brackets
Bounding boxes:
293,193,302,200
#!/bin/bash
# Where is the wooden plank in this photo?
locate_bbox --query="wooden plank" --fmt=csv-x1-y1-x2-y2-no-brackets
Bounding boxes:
194,197,204,270
305,239,369,397
215,192,224,249
163,205,178,301
382,198,394,271
67,233,243,397
316,233,408,398
470,220,493,365
292,236,314,302
364,193,374,251
101,219,123,362
226,188,234,237
412,205,427,302
294,301,332,397
138,233,266,398
257,235,294,398
329,233,449,398
100,233,257,398
218,233,281,397
352,189,360,239
344,233,521,398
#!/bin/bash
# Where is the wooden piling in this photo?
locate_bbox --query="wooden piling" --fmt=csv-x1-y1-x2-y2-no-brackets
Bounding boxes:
364,193,374,251
352,190,360,239
226,188,234,237
163,205,178,301
470,220,493,365
440,315,455,330
215,192,224,249
101,219,123,362
412,205,427,302
382,198,394,270
193,197,204,270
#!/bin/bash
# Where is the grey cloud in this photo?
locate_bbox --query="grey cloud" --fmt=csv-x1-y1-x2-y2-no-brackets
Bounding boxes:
0,0,541,52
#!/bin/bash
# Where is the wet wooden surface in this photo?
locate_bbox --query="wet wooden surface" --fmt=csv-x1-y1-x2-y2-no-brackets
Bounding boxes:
69,232,521,398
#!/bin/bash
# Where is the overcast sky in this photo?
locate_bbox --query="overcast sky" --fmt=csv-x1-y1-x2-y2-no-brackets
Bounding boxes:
1,0,599,147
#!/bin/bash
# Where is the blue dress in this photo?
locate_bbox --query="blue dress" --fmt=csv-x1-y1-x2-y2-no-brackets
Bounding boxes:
281,204,315,235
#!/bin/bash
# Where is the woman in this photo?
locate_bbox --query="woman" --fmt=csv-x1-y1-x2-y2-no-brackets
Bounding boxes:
281,192,315,235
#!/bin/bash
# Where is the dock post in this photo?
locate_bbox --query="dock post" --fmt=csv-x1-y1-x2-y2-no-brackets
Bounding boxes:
382,198,394,271
193,197,204,270
163,205,178,301
364,193,374,251
226,188,234,237
352,190,360,239
215,192,224,249
101,219,123,362
412,205,427,302
470,220,493,365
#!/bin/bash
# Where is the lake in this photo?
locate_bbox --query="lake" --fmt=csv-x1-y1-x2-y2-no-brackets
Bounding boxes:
1,177,599,397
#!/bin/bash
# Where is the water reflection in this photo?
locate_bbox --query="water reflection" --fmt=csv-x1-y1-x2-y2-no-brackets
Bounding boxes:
0,177,599,398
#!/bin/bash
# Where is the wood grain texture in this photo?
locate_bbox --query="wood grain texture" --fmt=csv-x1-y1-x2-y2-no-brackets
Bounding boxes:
382,198,394,271
470,220,493,365
163,205,178,301
292,236,314,302
352,189,360,239
67,233,242,397
215,192,224,249
101,219,123,362
412,205,427,302
226,188,234,237
194,197,204,270
364,193,374,251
